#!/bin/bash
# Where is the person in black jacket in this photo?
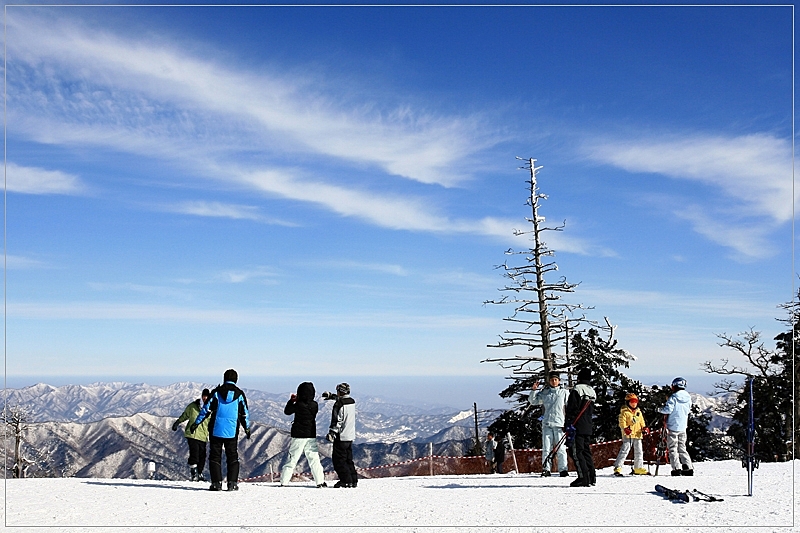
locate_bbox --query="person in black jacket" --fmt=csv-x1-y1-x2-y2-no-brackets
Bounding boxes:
565,367,597,487
279,382,326,487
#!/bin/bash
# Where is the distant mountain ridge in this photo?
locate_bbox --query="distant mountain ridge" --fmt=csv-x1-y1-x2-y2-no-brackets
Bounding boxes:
4,381,497,445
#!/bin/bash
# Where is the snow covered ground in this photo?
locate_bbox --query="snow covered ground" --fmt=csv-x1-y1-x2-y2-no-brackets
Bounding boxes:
1,460,795,532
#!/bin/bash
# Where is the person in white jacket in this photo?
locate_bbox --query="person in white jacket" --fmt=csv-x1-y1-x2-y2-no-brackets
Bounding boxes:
658,377,694,476
325,383,357,488
529,372,570,477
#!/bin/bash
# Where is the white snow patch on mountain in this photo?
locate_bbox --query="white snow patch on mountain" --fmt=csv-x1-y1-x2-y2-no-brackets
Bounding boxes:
448,410,473,423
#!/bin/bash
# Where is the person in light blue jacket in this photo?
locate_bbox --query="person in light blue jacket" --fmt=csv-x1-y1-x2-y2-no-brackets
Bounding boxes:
658,377,694,476
529,371,570,477
192,369,251,491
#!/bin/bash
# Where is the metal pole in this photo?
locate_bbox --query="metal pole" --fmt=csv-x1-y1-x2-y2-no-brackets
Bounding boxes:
429,442,434,477
507,433,519,474
473,403,482,455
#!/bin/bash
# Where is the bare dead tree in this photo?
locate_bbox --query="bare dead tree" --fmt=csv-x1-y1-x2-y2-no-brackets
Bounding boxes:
2,404,32,478
482,158,606,387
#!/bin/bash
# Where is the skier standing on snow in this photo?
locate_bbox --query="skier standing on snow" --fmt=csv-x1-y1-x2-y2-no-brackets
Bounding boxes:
658,377,694,476
612,392,650,476
280,381,327,488
191,369,251,491
565,367,597,487
484,432,497,473
172,388,211,481
529,371,570,477
324,383,357,488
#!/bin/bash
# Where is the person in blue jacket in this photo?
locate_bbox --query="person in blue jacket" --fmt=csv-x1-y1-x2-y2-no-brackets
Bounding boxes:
529,371,570,477
192,369,251,491
658,377,694,477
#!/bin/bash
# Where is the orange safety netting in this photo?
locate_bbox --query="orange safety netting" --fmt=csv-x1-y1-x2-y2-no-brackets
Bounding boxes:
243,438,671,483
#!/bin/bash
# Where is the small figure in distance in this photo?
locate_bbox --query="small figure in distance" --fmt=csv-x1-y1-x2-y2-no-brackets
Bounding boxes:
280,382,327,488
172,387,211,481
484,432,498,474
323,383,358,488
191,369,251,492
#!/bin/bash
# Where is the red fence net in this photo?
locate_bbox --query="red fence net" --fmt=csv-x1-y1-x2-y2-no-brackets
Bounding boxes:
243,437,668,483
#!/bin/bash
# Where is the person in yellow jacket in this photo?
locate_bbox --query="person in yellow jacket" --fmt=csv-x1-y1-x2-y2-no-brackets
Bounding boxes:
172,388,211,481
613,393,650,476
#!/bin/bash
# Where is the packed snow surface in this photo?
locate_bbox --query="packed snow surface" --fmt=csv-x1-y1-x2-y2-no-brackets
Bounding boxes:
1,460,795,532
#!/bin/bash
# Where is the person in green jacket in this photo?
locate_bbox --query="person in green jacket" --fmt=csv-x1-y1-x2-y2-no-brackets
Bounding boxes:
172,388,211,481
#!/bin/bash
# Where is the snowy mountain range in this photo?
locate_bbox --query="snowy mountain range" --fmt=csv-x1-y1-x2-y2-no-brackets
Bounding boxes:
2,382,732,481
3,381,498,444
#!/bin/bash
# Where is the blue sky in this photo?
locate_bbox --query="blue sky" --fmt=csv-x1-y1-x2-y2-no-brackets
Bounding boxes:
4,5,794,406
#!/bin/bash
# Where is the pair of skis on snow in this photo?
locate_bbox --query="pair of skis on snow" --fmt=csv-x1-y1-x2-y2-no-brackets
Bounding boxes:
655,484,724,503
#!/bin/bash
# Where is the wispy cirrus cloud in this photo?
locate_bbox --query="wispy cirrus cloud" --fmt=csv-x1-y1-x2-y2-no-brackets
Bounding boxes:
6,162,86,195
320,260,409,277
159,200,297,226
584,132,793,258
6,254,48,269
6,11,495,188
4,11,608,255
585,133,793,222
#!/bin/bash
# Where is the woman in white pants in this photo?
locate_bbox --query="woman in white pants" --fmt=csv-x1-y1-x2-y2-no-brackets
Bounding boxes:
280,382,326,487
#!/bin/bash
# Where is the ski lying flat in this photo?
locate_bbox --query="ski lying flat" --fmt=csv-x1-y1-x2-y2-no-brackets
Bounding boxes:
688,489,724,502
655,485,724,503
654,484,690,502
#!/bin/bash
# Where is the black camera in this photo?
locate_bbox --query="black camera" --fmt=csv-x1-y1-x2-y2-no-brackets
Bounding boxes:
321,391,338,401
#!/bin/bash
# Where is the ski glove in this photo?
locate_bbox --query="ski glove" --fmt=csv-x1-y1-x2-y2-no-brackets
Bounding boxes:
643,427,651,436
624,427,632,436
189,423,199,433
171,421,180,431
564,425,576,444
326,430,336,442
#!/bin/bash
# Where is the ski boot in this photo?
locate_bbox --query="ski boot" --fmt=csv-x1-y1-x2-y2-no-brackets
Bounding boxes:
316,482,328,488
670,469,682,476
541,470,551,477
209,481,223,491
632,468,650,475
559,471,569,477
569,477,590,487
227,481,239,491
189,465,198,482
613,467,623,477
681,465,694,476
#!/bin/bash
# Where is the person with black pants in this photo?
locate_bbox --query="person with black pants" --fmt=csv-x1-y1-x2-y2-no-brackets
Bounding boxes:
191,369,251,491
565,367,597,487
324,383,357,488
172,388,211,481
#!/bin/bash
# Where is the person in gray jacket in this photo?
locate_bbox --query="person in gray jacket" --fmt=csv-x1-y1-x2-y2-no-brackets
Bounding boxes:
658,377,694,476
529,371,570,477
324,382,357,488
